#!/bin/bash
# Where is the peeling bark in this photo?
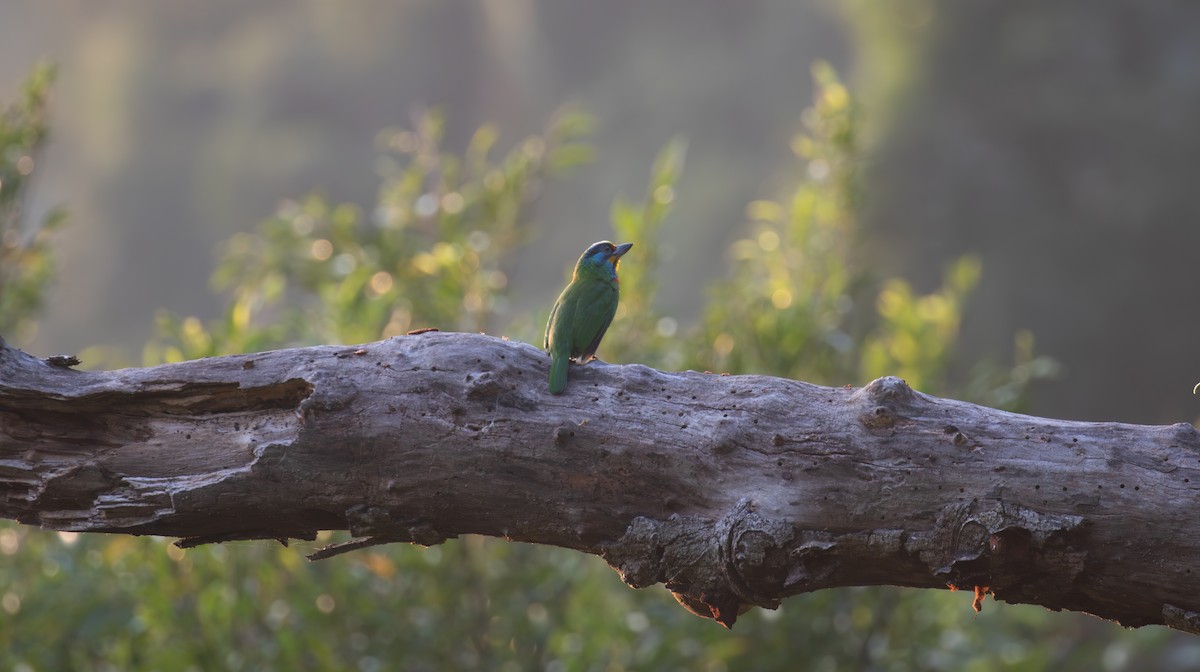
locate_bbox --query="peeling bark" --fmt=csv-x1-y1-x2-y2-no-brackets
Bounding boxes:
2,332,1199,631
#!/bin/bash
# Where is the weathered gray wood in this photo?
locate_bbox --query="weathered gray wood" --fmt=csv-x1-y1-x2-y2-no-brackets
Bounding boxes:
1,331,1199,630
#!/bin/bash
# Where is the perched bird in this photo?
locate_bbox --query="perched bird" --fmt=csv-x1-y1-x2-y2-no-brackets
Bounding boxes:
544,240,634,394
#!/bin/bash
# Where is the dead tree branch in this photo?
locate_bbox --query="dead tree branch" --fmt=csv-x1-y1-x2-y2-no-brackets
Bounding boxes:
2,332,1198,630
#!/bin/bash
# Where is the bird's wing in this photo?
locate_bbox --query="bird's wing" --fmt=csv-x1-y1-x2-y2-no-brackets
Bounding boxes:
572,280,619,360
544,292,562,351
580,311,615,361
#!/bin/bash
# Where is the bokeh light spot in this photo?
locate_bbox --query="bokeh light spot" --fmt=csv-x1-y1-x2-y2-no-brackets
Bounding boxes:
0,528,19,555
332,252,357,276
653,185,675,205
808,159,830,181
369,271,394,296
311,239,333,261
316,594,336,614
758,230,780,252
442,192,465,214
656,316,678,337
291,214,315,236
713,332,735,357
467,230,491,252
414,193,438,217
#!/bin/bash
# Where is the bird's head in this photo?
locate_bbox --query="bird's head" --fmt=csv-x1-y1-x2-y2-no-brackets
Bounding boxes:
575,240,633,280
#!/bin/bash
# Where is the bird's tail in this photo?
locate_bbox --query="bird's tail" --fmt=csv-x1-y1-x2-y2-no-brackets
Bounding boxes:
549,352,569,394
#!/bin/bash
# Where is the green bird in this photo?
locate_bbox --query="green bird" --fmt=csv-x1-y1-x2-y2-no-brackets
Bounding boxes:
544,240,634,394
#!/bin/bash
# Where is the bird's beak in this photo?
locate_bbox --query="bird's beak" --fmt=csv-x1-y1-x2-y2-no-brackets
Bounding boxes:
613,242,633,258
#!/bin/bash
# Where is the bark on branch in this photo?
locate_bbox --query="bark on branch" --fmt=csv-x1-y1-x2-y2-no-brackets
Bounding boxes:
2,332,1199,631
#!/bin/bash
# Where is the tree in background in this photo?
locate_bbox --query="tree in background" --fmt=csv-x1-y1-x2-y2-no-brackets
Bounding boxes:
7,64,1192,672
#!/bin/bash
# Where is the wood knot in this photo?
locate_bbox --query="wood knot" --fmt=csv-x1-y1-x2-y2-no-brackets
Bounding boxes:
854,377,921,429
944,425,969,447
723,499,794,607
44,354,81,368
731,529,791,595
553,426,575,446
861,405,896,429
862,376,915,404
1169,422,1200,445
602,516,664,589
465,371,505,400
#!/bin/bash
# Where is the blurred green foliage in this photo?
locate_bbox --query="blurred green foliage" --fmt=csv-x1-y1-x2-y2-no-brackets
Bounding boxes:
602,63,1058,408
0,63,66,344
5,63,1195,672
688,62,865,384
145,108,594,363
